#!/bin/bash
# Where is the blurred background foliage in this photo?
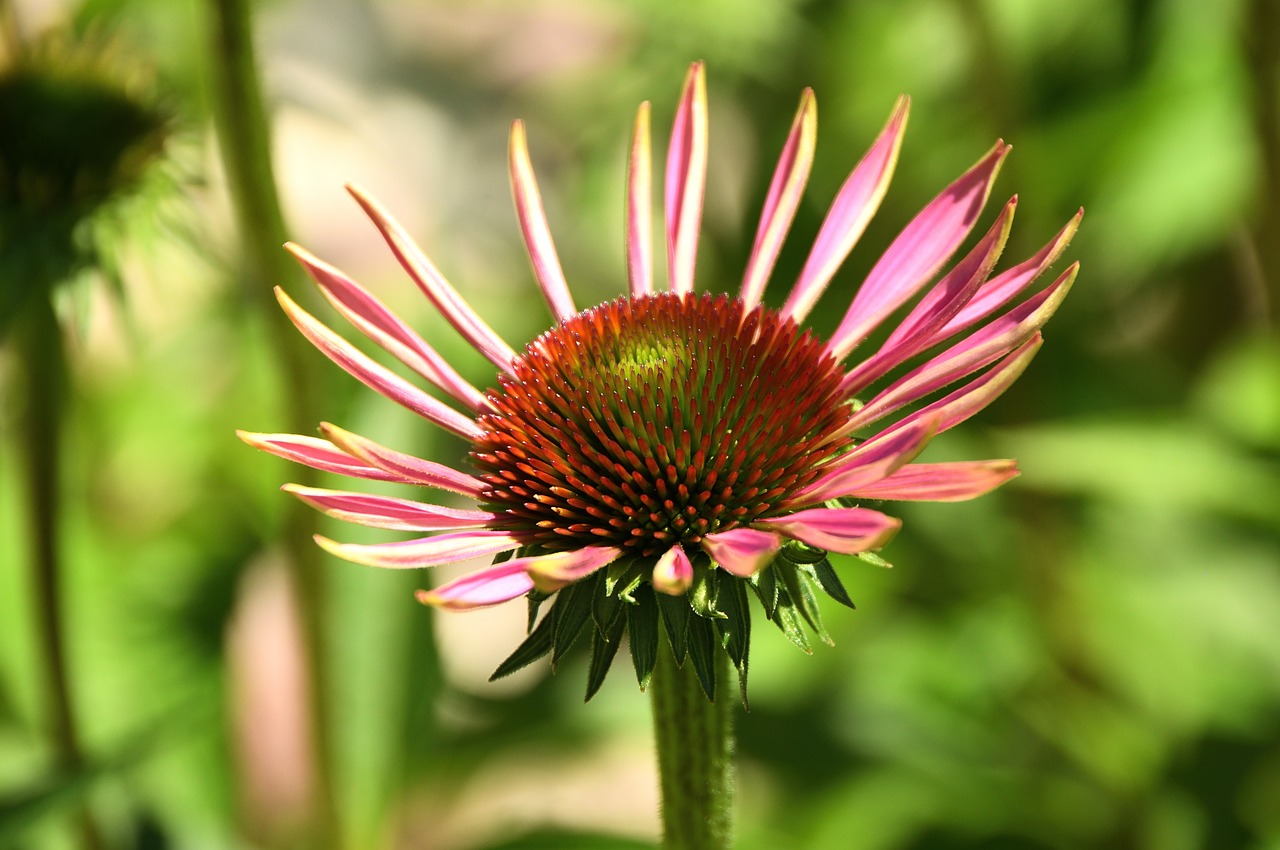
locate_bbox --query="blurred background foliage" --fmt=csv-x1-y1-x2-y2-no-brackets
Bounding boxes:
1,0,1278,848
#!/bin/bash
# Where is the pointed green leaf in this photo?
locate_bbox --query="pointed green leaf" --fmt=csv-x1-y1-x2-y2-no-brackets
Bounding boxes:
490,610,555,680
526,588,552,633
770,579,813,654
752,563,780,619
810,556,856,609
714,578,751,707
627,585,660,688
690,561,724,618
776,561,832,645
585,599,627,701
655,590,691,665
857,550,893,569
687,616,718,701
552,578,597,668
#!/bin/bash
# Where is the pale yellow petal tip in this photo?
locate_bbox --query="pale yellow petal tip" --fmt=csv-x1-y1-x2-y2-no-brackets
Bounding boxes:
414,588,442,607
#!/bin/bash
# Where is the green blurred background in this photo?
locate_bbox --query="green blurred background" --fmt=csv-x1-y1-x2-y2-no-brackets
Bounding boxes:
2,0,1279,848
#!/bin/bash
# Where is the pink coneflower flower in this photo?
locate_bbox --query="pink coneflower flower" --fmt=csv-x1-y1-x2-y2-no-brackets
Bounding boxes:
240,63,1078,699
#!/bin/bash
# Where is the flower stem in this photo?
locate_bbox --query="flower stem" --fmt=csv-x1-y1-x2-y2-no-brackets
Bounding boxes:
206,0,337,843
650,641,735,850
18,295,105,850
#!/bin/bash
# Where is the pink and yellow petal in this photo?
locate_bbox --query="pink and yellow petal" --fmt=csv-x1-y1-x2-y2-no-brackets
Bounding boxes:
627,101,654,297
701,528,782,578
415,561,534,611
283,484,497,531
509,120,576,321
315,530,521,570
848,460,1019,502
757,507,900,554
523,546,624,593
652,546,694,596
665,62,707,295
236,431,403,483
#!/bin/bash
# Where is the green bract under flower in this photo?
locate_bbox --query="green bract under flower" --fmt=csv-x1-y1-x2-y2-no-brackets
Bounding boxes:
242,62,1080,703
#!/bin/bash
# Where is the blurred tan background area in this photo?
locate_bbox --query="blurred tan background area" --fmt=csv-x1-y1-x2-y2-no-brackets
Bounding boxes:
1,0,1279,848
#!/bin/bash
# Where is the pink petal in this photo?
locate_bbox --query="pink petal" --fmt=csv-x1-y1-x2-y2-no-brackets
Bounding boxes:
523,546,623,593
346,184,518,372
315,530,521,570
286,243,490,413
509,120,576,322
782,95,909,323
848,460,1019,502
236,431,403,483
627,101,654,298
665,62,708,294
842,263,1077,430
826,141,1010,361
873,333,1043,441
652,546,694,596
740,88,816,310
756,507,900,554
925,209,1082,348
283,484,497,531
701,528,782,578
415,561,534,611
276,287,482,441
801,414,940,503
319,422,486,499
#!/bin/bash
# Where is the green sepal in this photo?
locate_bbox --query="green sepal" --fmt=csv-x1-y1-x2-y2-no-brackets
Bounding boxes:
490,606,555,680
592,580,623,634
758,575,812,654
781,542,828,565
690,560,724,618
714,578,751,707
551,579,596,669
857,550,893,569
604,555,647,600
627,584,661,689
585,594,627,701
686,615,718,701
752,563,780,620
525,588,552,633
811,556,856,610
775,559,832,646
655,591,691,665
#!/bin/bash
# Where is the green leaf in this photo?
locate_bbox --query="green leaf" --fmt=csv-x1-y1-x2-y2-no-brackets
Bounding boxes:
690,561,724,618
490,607,555,680
605,556,647,599
592,581,622,634
526,589,552,633
687,616,718,701
714,579,751,706
811,557,856,610
776,561,832,645
752,563,780,619
551,579,596,668
656,591,691,665
585,598,627,701
857,550,893,569
769,579,812,654
627,585,660,689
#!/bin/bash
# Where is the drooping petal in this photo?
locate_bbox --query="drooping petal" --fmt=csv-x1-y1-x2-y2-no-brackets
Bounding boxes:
842,263,1077,429
740,88,816,310
872,334,1043,441
756,507,900,554
848,460,1019,502
414,561,534,611
509,120,576,321
627,101,654,297
782,95,909,323
315,530,521,569
319,422,486,498
523,546,623,593
701,527,782,578
652,546,694,595
286,243,490,413
665,61,707,294
346,184,518,372
276,287,483,440
283,484,498,531
924,209,1082,349
801,414,940,503
826,141,1010,361
237,431,402,482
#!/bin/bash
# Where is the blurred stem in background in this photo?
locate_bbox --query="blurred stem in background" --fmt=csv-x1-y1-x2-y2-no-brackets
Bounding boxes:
1245,0,1279,327
205,0,338,845
650,644,734,850
15,293,105,850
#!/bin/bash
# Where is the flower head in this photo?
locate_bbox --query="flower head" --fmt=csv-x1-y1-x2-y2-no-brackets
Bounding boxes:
241,63,1079,700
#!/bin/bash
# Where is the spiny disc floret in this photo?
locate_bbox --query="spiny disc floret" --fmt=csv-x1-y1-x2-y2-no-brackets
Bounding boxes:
472,292,850,556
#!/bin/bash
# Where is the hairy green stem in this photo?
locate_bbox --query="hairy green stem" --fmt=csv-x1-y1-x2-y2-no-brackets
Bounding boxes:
206,0,337,843
650,642,735,850
18,295,105,850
